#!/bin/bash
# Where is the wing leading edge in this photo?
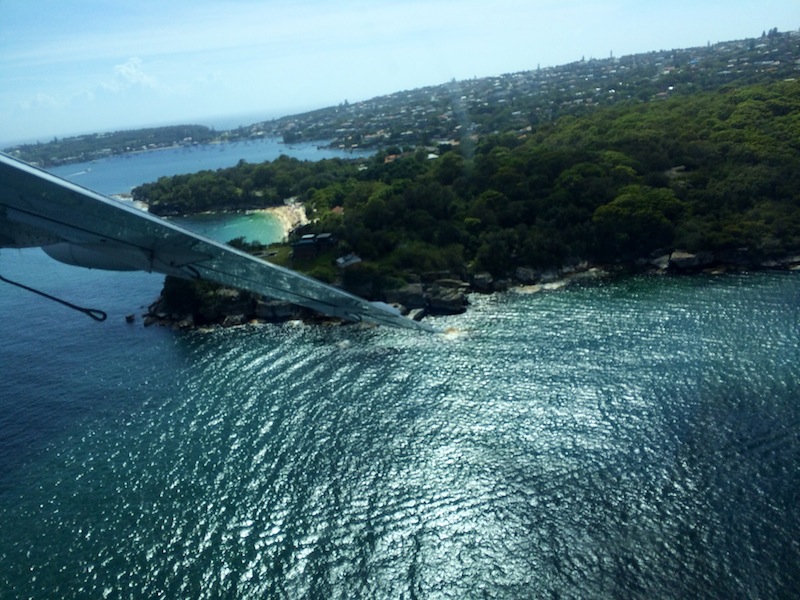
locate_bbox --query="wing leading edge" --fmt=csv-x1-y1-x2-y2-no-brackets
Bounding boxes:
0,153,436,332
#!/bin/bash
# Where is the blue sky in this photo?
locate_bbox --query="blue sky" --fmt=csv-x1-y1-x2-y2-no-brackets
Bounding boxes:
1,0,798,145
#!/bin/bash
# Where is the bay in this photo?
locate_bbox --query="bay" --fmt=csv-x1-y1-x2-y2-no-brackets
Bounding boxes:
1,145,799,599
171,212,286,245
48,137,367,196
48,136,363,245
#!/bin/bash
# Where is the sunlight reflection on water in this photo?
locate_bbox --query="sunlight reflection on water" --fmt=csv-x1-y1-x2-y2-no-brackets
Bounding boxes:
1,272,799,598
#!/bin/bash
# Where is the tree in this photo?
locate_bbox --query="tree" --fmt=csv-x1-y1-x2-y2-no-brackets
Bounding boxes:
593,185,687,259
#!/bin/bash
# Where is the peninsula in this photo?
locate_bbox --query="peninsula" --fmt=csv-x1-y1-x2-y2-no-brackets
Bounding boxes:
12,29,799,328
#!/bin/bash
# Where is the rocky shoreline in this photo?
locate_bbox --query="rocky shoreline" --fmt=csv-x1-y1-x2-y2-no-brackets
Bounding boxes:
139,248,800,330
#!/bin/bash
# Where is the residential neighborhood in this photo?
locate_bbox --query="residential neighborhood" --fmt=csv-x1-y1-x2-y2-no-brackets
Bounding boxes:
8,30,798,168
239,29,799,152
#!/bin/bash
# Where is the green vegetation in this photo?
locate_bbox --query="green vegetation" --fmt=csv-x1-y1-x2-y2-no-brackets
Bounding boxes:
5,125,216,167
135,80,800,290
258,29,800,151
10,30,798,170
133,156,361,215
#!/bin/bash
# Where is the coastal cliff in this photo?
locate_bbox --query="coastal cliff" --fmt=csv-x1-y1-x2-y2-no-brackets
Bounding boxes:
142,231,800,330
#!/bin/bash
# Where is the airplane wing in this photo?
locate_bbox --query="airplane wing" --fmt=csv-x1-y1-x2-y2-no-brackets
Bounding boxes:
0,152,436,332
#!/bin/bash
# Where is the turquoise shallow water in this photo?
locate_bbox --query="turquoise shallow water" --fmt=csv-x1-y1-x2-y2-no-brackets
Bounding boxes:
172,211,286,245
1,146,799,597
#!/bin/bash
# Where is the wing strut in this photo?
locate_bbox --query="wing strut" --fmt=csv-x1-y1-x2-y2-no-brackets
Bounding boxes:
0,272,107,321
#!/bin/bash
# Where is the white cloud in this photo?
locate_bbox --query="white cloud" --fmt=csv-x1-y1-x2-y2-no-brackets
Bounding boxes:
110,57,158,90
20,93,60,110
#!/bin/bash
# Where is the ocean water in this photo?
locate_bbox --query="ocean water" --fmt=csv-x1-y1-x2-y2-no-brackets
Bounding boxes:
1,146,799,598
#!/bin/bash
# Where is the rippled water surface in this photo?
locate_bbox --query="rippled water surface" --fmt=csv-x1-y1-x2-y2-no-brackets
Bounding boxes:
1,260,798,598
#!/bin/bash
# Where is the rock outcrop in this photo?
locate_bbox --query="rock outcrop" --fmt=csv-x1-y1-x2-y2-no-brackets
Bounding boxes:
668,250,716,271
143,248,800,330
425,280,469,315
384,283,426,309
255,299,302,321
471,272,494,293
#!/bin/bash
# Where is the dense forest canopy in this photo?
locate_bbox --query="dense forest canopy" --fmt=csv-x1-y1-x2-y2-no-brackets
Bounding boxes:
133,80,800,285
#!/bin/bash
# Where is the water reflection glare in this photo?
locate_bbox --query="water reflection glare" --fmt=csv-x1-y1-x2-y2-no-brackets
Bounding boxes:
0,274,799,598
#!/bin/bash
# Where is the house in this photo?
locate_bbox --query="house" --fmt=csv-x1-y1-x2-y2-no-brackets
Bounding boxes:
291,233,337,260
292,234,318,260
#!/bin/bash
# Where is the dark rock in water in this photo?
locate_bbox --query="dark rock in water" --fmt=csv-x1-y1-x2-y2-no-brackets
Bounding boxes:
384,283,426,309
760,254,800,269
222,314,247,328
408,308,427,322
426,283,468,315
563,259,589,274
125,314,135,324
494,279,511,292
472,272,494,293
515,267,539,284
539,269,561,284
176,315,195,330
649,254,671,270
255,299,300,321
570,267,608,283
669,250,715,271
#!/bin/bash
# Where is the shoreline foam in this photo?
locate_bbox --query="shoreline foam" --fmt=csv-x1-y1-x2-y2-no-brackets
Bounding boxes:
257,203,309,240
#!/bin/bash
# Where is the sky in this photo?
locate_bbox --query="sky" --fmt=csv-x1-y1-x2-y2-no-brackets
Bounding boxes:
1,0,798,145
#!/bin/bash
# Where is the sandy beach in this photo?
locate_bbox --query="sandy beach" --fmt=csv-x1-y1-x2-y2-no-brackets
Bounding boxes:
258,202,309,240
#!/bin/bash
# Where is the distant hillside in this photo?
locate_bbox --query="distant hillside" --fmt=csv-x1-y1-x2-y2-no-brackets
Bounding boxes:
246,28,800,151
5,29,798,168
3,125,216,168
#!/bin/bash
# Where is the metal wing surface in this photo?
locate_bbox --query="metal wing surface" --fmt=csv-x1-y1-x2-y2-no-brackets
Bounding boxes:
0,153,435,332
